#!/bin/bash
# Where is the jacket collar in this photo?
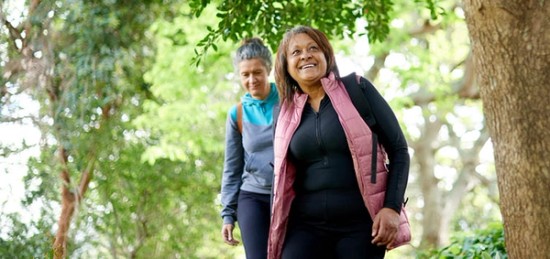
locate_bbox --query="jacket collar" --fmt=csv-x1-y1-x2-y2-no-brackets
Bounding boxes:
241,83,278,106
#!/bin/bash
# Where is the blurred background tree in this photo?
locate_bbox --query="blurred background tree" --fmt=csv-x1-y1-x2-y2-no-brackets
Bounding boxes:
2,0,547,258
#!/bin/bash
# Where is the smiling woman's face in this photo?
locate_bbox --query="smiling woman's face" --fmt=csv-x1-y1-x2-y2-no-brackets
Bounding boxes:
238,58,271,100
286,33,327,88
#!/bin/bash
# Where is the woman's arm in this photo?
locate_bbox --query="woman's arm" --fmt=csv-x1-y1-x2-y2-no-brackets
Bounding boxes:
220,107,245,224
362,78,410,213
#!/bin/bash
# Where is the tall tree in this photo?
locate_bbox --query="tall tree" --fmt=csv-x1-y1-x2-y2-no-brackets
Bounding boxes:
1,1,248,257
1,0,176,257
463,1,550,258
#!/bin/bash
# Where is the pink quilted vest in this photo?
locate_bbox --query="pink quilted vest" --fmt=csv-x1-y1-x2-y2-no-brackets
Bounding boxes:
268,73,411,259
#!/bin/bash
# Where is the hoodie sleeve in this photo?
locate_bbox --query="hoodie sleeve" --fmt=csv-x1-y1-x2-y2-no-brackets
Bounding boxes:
220,105,245,225
361,77,410,213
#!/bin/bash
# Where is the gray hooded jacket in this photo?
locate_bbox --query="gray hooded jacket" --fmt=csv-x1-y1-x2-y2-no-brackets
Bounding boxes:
220,83,278,225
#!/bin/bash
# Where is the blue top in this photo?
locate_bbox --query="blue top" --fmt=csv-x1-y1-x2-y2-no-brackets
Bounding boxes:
220,83,279,225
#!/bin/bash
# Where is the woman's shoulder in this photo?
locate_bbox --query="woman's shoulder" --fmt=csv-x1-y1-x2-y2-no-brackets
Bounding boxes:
228,103,239,122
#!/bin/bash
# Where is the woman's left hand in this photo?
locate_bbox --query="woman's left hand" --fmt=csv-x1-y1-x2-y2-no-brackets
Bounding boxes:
371,207,400,249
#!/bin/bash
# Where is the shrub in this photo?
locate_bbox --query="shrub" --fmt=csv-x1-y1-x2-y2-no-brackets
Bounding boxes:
418,222,507,259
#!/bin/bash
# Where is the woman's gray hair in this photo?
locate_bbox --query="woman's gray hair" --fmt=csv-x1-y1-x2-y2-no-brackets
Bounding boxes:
233,37,273,72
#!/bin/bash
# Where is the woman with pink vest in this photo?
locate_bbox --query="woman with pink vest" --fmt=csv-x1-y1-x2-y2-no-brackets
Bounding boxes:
268,26,411,259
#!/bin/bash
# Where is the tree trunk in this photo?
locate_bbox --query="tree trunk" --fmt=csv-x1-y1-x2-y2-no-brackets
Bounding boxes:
417,145,443,248
463,1,550,258
412,114,444,249
53,179,77,258
52,147,94,258
440,125,491,243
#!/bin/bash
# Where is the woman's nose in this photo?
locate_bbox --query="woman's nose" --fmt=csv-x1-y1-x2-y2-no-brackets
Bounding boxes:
300,51,311,60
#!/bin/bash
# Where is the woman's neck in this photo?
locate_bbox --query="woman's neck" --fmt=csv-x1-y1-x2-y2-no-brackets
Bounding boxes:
302,83,325,112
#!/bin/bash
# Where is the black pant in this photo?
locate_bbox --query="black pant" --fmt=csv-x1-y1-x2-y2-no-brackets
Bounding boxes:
237,190,271,259
282,190,386,259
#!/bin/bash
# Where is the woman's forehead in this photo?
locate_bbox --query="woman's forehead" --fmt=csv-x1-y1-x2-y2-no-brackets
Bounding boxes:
288,33,316,48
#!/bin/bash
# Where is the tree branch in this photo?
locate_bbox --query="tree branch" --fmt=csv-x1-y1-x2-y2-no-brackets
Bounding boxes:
77,158,96,203
410,20,442,38
366,52,389,80
455,52,479,99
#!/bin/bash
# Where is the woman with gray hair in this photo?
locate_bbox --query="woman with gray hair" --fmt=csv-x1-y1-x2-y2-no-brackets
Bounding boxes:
220,37,279,259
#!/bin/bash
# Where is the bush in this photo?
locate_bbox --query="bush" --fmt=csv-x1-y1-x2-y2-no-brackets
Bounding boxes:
418,222,507,259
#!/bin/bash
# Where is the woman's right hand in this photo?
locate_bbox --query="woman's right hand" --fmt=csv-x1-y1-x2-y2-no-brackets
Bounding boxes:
222,224,240,246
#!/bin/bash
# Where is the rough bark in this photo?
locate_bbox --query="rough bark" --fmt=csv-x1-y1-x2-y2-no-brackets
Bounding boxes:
463,0,550,257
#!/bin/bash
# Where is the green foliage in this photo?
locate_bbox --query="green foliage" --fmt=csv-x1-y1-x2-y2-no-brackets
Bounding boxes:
130,6,240,256
418,222,507,259
136,4,236,163
2,0,205,257
0,211,56,258
77,142,222,257
188,0,440,66
450,183,501,234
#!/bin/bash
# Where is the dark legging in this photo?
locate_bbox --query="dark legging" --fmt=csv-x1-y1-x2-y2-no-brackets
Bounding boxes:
237,190,271,259
282,190,386,259
281,222,386,259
